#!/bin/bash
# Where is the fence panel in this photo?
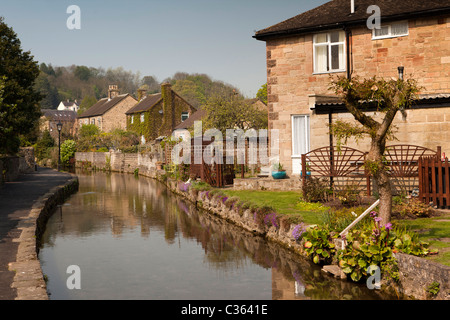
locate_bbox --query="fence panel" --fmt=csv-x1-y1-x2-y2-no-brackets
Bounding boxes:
419,156,450,208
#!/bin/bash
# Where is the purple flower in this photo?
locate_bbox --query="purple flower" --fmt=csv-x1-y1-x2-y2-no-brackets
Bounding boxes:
292,223,306,240
374,217,382,223
264,212,279,229
221,196,228,204
370,211,378,218
385,222,393,230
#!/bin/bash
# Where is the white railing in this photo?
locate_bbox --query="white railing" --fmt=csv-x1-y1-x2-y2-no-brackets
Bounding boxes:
339,199,380,238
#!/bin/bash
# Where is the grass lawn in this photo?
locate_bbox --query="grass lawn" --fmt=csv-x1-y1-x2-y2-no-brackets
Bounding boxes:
222,189,328,225
393,213,450,266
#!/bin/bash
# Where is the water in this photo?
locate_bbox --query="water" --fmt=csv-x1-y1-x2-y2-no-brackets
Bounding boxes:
38,171,392,300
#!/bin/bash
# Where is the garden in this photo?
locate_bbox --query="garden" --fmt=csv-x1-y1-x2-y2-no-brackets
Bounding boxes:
170,170,448,295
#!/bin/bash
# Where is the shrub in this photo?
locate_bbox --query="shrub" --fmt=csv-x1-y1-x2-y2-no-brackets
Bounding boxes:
394,197,432,218
335,182,361,207
302,225,337,265
302,177,330,202
60,139,76,165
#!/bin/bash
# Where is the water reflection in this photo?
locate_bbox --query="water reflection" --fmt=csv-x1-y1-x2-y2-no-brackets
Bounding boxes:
39,171,393,300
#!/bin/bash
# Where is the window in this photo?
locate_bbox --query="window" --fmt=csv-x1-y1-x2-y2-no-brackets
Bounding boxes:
181,112,189,122
313,31,346,73
91,118,95,125
292,115,310,156
131,115,134,124
372,21,408,39
140,113,145,123
291,115,310,175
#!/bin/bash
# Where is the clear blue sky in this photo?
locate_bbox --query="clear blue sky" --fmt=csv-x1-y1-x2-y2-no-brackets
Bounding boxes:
0,0,328,98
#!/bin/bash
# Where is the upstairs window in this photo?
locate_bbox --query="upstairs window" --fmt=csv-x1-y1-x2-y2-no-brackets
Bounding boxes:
313,31,346,74
181,112,189,122
140,113,145,123
373,21,408,39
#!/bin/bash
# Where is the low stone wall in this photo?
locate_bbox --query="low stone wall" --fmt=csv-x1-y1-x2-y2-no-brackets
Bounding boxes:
0,148,36,184
395,252,450,300
75,151,161,177
233,177,302,191
8,176,79,300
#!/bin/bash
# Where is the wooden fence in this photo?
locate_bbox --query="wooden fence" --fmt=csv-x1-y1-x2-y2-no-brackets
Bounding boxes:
418,155,450,208
301,145,440,197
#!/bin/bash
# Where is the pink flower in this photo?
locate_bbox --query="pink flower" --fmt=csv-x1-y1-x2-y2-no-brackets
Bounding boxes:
385,222,393,230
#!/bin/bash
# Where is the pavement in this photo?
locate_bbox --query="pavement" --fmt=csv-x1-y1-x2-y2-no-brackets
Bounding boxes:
0,167,73,300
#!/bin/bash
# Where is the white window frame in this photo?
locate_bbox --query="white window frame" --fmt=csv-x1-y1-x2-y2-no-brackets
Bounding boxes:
372,21,409,40
313,30,346,74
140,113,145,123
291,115,310,157
181,112,189,122
131,115,134,124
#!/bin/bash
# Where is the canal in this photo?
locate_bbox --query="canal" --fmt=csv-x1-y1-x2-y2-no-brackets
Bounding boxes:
38,171,392,300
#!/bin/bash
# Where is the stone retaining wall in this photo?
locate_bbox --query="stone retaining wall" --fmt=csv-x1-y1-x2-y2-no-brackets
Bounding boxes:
8,176,79,300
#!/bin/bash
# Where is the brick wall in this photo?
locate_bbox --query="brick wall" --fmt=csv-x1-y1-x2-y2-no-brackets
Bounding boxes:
266,15,450,174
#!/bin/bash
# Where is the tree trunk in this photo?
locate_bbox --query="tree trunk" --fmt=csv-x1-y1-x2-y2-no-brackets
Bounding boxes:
368,141,392,225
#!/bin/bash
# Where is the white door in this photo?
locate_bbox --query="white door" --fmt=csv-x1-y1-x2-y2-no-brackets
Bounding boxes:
291,115,310,175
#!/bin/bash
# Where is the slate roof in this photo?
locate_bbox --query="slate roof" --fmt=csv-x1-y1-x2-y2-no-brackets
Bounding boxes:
41,109,77,121
125,93,162,115
254,0,450,40
174,109,207,130
78,94,131,118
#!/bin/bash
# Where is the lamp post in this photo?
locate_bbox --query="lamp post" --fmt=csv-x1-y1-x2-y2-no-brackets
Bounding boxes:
57,121,63,170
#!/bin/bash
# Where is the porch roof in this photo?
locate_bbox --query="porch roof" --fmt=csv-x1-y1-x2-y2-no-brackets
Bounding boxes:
311,93,450,114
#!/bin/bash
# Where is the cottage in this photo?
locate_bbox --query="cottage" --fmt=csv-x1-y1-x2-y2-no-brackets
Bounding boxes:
57,100,79,112
78,85,137,132
126,83,196,143
40,109,78,140
254,0,450,175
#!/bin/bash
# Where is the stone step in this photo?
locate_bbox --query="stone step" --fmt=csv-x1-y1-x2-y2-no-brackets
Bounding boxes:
321,265,347,279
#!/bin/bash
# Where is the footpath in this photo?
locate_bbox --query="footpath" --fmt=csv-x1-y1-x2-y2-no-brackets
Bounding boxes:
0,167,76,300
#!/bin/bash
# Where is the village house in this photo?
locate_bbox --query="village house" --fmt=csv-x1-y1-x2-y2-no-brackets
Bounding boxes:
57,100,79,113
78,85,137,132
126,83,197,144
254,0,450,176
40,109,78,140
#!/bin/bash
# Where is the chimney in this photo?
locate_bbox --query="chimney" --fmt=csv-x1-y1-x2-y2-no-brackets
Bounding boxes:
108,85,119,100
350,0,355,14
137,88,148,102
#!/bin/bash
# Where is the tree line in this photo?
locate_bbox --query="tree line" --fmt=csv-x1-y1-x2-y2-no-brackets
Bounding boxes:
35,64,252,113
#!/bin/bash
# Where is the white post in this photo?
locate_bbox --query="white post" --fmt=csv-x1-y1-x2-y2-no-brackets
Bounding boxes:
339,199,380,237
351,0,355,13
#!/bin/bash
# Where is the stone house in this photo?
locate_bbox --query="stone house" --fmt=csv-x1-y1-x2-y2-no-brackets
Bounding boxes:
78,85,137,132
126,83,197,143
254,0,450,175
40,109,78,140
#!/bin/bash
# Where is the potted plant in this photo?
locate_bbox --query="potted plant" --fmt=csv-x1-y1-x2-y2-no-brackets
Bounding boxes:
271,163,286,179
300,162,311,177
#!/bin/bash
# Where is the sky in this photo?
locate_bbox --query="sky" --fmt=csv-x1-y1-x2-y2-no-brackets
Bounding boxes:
0,0,328,98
